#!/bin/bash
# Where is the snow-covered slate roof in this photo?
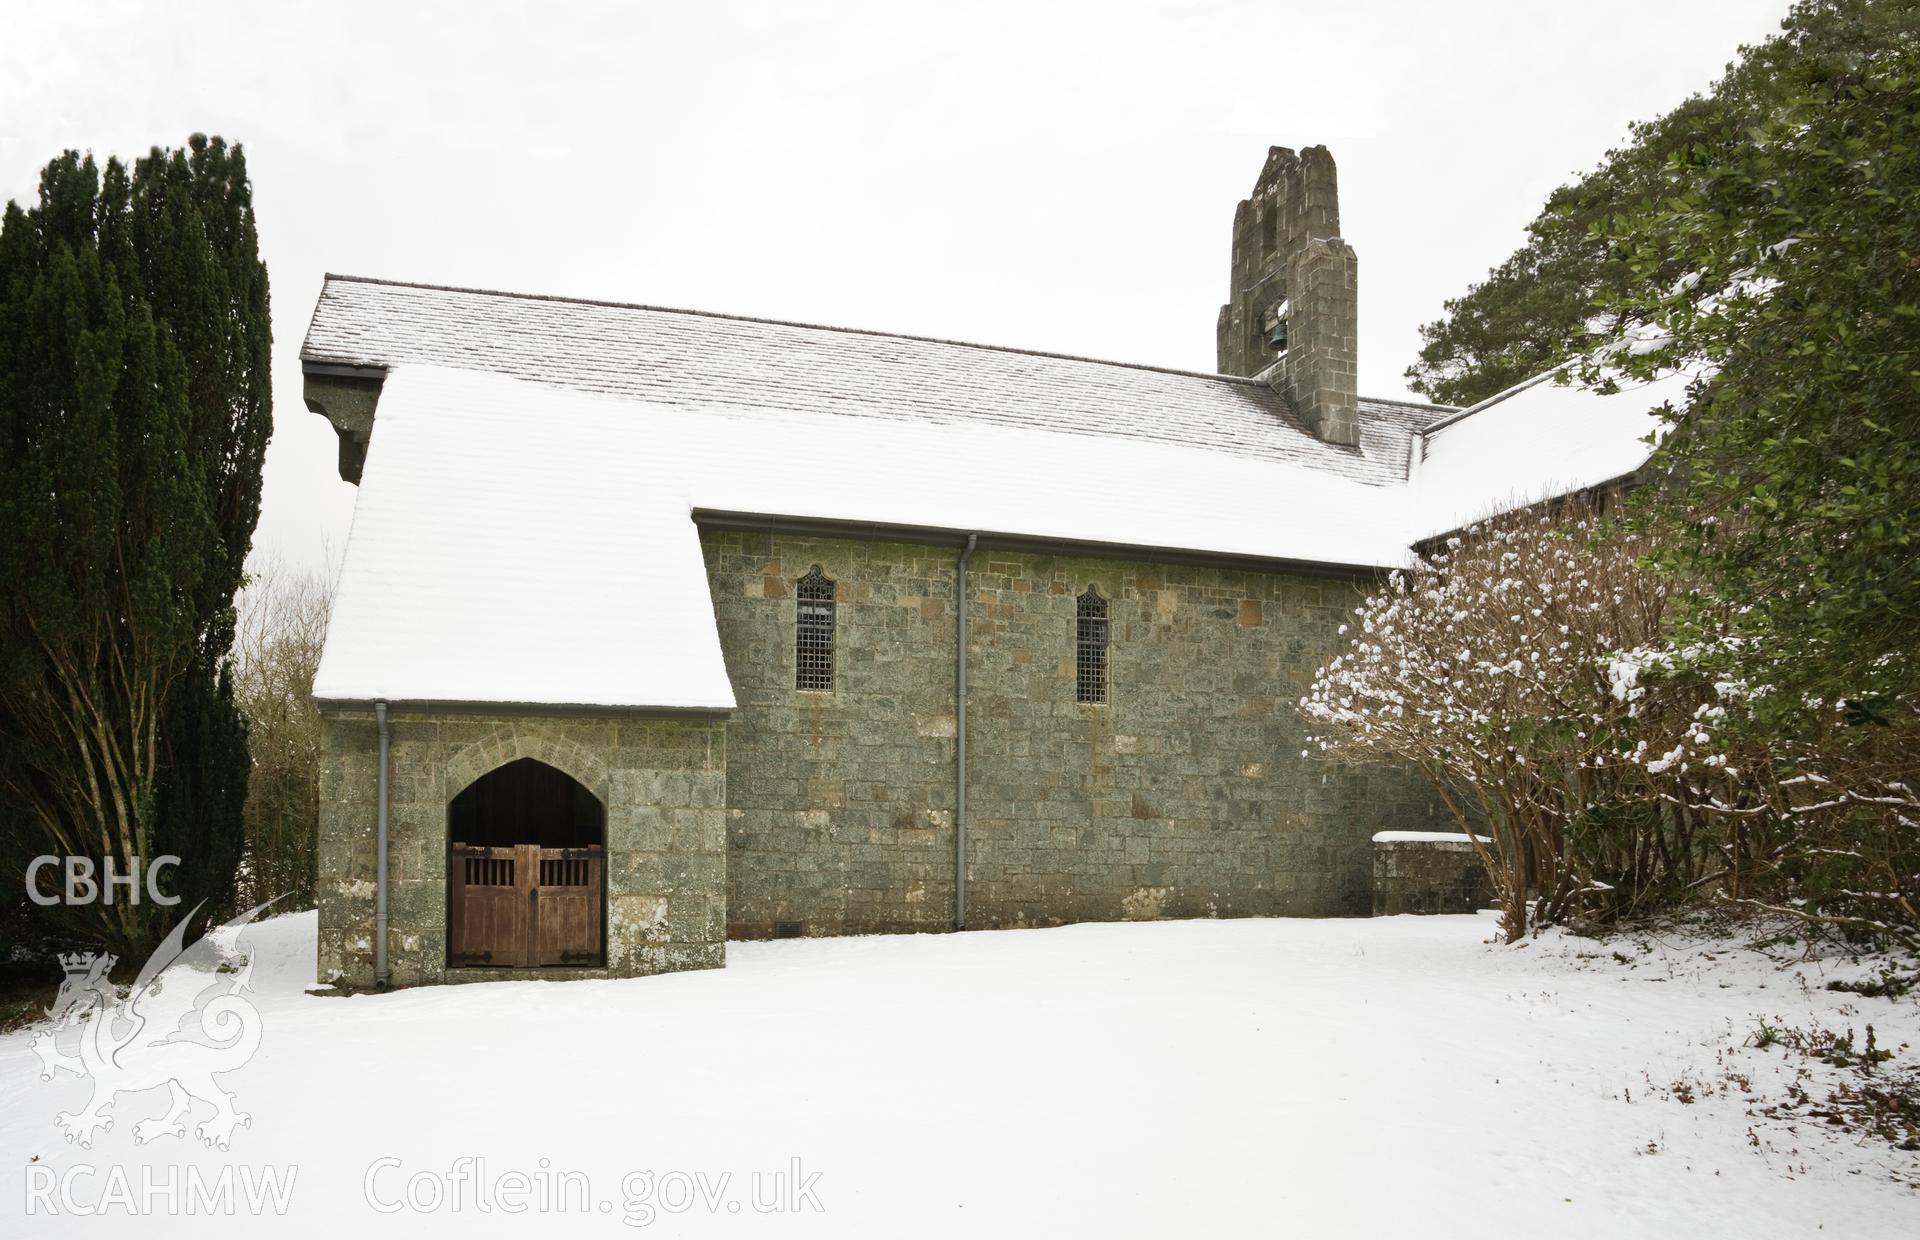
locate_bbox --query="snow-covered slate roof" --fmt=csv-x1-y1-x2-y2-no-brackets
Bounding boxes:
1407,368,1691,542
302,275,1445,487
313,365,1431,710
306,276,1683,711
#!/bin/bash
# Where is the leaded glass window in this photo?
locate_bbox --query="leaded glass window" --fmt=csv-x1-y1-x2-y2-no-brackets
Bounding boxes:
1076,587,1108,705
796,566,836,691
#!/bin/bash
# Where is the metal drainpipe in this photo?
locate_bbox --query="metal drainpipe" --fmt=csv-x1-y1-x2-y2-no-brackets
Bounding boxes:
375,700,391,989
955,534,977,931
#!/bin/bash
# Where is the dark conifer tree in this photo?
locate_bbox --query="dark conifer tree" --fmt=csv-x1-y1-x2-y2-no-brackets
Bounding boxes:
0,136,270,958
133,138,272,925
1403,0,1919,406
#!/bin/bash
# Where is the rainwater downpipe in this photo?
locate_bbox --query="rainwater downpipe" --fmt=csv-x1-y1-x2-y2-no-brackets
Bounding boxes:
375,700,391,989
955,534,977,931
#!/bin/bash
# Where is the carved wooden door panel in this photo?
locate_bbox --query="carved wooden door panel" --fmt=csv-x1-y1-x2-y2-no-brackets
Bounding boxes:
449,843,527,967
450,842,604,968
532,848,604,966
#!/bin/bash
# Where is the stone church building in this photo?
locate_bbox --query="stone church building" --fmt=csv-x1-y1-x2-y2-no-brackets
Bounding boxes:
303,146,1664,988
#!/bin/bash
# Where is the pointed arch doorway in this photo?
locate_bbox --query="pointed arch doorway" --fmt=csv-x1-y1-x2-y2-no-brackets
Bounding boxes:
447,757,606,968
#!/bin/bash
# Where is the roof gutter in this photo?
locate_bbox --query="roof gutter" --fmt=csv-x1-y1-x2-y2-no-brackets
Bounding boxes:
300,360,388,381
691,510,1381,581
314,698,732,720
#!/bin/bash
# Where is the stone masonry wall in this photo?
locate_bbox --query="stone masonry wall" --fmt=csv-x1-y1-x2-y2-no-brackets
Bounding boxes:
1372,835,1495,916
703,533,961,937
703,529,1442,937
316,712,727,988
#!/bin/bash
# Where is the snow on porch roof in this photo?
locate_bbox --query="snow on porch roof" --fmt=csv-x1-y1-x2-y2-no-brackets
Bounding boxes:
314,365,1427,711
313,367,738,712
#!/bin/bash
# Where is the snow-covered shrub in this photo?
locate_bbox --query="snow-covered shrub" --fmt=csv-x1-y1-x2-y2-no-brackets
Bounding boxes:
1771,720,1920,950
1301,499,1734,941
1622,642,1920,950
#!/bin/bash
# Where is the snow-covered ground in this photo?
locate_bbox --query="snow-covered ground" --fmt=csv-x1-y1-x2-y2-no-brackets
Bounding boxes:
3,911,1915,1236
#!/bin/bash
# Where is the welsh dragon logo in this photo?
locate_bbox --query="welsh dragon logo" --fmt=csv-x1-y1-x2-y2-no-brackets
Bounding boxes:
31,900,277,1150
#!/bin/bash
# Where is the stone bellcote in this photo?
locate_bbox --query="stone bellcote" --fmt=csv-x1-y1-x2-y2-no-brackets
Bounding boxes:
1216,145,1359,447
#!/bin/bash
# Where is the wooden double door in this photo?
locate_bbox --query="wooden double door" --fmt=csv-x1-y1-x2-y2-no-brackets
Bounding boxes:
448,842,604,968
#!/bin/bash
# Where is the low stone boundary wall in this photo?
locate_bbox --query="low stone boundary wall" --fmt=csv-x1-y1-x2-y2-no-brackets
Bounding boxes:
1371,831,1493,916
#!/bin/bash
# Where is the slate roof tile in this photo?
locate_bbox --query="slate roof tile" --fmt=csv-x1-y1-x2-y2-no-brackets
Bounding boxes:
301,274,1450,488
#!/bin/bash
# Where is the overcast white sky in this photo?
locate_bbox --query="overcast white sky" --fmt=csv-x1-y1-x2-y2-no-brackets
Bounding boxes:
3,0,1789,577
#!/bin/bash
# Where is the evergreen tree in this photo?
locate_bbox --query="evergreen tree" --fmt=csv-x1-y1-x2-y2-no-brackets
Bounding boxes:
1404,0,1919,407
1599,41,1919,720
130,138,272,925
1424,24,1920,939
0,136,270,959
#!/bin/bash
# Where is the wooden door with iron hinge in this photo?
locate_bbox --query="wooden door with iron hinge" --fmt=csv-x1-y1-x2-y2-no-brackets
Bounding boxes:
449,842,604,968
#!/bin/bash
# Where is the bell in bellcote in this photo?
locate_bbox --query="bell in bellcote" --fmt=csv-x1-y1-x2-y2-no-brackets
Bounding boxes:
1261,299,1290,354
